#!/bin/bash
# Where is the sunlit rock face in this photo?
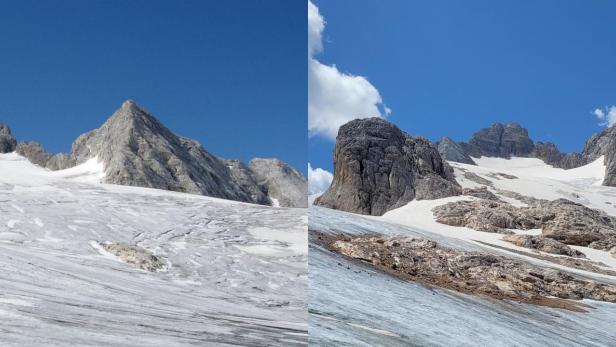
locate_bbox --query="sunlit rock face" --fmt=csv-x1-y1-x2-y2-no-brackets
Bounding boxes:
315,117,460,216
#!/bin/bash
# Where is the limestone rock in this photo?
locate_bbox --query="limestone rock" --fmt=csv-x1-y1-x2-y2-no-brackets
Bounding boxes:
101,242,165,272
249,158,308,208
315,118,460,216
433,197,616,250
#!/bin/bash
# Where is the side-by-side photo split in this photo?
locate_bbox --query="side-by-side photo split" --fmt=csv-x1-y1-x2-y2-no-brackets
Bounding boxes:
1,0,616,346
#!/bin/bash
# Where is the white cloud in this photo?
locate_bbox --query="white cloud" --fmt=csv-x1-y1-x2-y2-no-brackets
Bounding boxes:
308,163,333,195
592,106,616,127
308,1,388,140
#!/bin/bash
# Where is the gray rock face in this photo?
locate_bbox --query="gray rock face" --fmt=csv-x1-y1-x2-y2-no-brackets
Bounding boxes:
15,141,75,170
437,137,475,165
314,117,460,216
531,142,586,169
70,100,267,204
594,126,616,187
225,160,272,206
249,158,308,208
464,123,534,158
582,127,613,162
0,124,17,153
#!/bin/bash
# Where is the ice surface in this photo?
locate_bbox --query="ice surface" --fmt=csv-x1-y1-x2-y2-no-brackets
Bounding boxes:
309,206,616,346
0,153,307,346
309,155,616,346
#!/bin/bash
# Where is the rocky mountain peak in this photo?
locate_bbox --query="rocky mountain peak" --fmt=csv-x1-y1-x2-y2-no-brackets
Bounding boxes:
465,122,534,158
2,100,309,207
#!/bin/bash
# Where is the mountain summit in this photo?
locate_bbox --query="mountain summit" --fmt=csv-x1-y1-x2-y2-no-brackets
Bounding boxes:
8,100,307,207
437,122,616,187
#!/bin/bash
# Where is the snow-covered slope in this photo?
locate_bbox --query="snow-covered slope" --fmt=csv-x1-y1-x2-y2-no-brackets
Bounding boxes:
309,156,616,346
0,153,307,346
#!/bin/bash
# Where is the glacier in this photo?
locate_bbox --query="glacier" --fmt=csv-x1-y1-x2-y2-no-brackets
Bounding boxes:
0,153,307,346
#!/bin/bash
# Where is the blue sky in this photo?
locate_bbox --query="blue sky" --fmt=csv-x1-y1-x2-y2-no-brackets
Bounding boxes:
0,0,306,173
309,0,616,172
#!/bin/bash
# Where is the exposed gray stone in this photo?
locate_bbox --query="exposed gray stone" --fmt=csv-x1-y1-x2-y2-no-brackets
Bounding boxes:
502,234,586,258
315,118,460,216
437,137,475,165
101,242,165,272
601,126,616,187
225,159,271,206
531,142,586,169
464,123,534,158
0,124,17,153
248,158,308,208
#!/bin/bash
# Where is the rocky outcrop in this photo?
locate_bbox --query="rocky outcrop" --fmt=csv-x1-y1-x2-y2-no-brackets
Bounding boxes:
437,137,475,165
328,235,616,310
532,142,586,169
314,118,460,216
502,234,585,258
433,199,527,233
433,197,616,250
101,242,165,272
0,124,17,153
249,158,308,208
15,141,74,170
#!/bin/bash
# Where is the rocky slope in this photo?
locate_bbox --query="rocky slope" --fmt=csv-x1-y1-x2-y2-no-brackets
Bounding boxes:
2,100,306,207
437,137,475,165
438,122,616,187
433,196,616,250
249,158,308,208
327,235,616,310
314,118,460,216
